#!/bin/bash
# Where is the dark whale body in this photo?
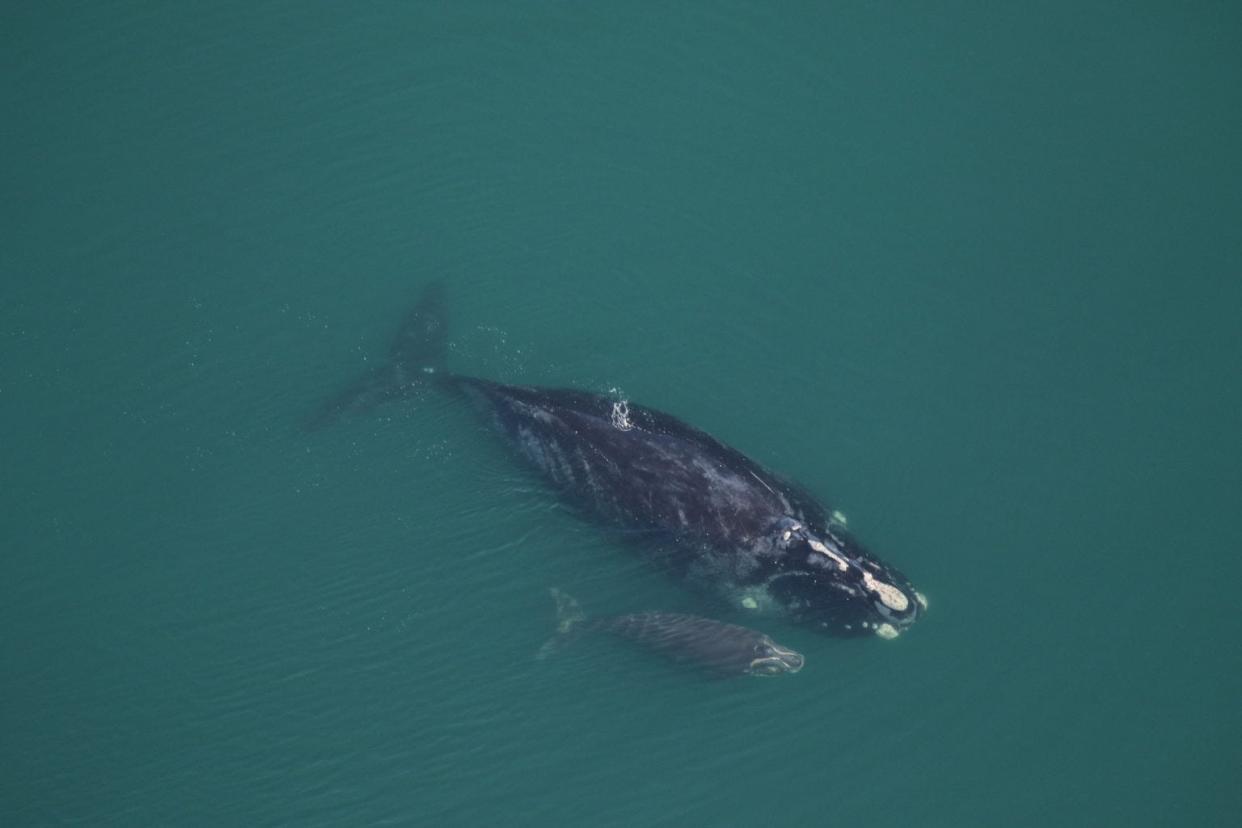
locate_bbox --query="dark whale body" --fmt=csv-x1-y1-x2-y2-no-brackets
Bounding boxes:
542,590,804,677
311,283,926,638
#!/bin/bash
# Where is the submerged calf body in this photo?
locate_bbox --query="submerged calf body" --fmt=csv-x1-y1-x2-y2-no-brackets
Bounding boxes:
541,590,804,677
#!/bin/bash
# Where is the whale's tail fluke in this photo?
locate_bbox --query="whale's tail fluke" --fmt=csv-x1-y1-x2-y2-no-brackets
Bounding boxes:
387,280,448,376
536,588,587,660
305,281,449,429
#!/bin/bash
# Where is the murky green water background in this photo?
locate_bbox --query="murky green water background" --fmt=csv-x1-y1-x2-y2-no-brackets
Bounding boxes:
3,3,1239,825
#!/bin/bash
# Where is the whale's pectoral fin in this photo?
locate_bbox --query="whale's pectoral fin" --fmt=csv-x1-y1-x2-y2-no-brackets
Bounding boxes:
303,365,404,430
305,281,449,429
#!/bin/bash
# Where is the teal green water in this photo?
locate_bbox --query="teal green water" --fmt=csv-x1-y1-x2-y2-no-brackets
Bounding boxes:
3,3,1240,825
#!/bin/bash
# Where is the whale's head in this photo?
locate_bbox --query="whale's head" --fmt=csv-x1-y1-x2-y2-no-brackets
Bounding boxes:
746,637,806,676
766,519,926,639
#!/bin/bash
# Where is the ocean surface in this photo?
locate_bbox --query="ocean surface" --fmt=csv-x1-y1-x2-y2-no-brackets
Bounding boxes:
3,3,1239,825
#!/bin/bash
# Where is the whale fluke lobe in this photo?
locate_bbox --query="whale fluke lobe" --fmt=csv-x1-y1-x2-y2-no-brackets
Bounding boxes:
389,280,448,375
304,281,449,430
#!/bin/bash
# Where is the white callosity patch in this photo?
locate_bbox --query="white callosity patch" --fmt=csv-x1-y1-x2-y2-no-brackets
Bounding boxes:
806,538,849,571
736,586,778,613
862,571,909,612
915,591,929,611
853,619,899,638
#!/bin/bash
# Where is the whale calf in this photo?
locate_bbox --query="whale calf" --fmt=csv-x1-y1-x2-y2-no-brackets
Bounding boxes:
540,589,804,677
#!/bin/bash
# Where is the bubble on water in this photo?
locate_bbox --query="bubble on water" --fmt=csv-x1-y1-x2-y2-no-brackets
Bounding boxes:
610,399,634,431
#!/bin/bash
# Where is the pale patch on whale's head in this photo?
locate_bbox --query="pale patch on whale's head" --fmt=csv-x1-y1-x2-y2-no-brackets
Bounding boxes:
862,570,909,613
736,586,779,614
874,623,899,640
746,638,805,676
769,518,924,639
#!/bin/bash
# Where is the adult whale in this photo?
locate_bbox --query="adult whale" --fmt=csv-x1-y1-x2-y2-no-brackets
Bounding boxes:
309,283,926,639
